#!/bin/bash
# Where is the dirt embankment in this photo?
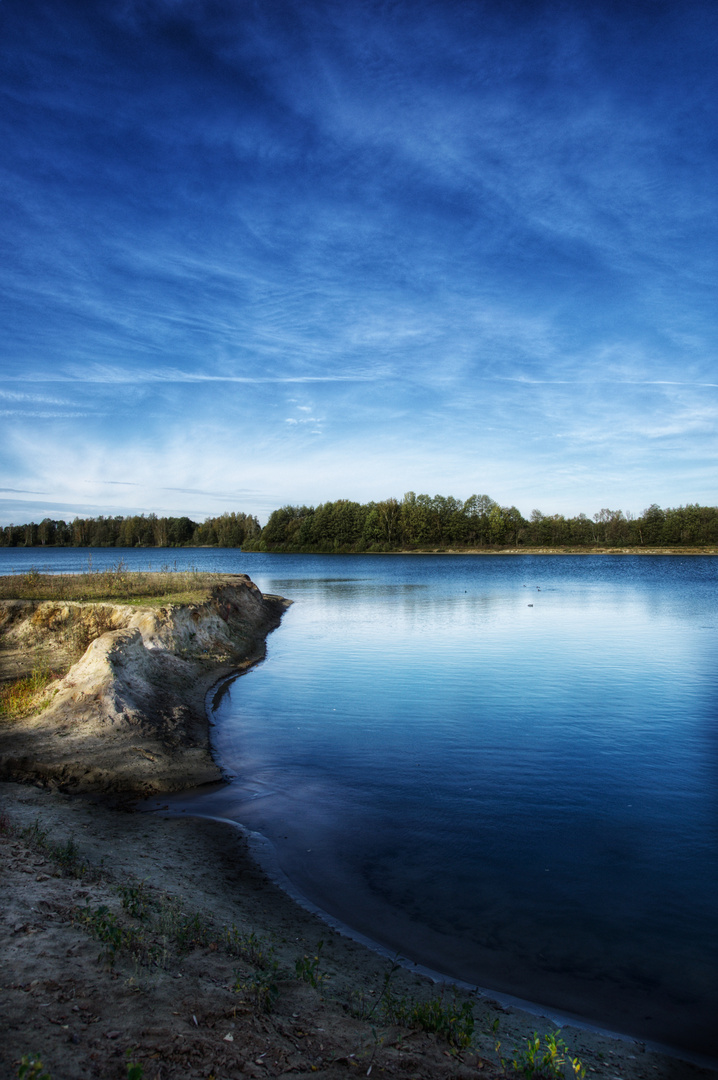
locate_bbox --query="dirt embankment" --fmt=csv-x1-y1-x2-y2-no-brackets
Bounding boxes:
0,575,289,794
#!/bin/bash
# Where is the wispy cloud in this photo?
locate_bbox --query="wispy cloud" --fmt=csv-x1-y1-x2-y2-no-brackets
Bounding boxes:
5,365,384,385
0,0,716,523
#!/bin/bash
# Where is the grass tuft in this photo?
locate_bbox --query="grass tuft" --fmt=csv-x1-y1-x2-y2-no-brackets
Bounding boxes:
0,665,57,719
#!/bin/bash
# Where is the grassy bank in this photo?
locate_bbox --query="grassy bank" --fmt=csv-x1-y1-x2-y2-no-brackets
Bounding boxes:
0,566,244,607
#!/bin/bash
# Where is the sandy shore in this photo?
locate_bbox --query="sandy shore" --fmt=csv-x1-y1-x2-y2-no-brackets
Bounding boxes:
1,781,716,1080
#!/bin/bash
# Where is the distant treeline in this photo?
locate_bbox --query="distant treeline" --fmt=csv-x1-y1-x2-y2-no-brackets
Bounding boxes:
0,512,260,550
3,495,718,551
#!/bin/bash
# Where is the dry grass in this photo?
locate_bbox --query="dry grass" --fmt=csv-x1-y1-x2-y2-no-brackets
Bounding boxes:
0,563,234,607
0,663,58,719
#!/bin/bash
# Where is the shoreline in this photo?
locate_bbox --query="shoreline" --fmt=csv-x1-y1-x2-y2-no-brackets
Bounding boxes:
3,781,717,1080
177,799,718,1071
237,546,718,556
2,572,717,1077
138,673,718,1069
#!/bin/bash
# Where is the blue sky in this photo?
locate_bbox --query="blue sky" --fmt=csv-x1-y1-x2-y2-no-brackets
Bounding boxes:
1,0,717,526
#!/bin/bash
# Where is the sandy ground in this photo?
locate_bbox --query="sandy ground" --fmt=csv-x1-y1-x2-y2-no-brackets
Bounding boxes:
1,782,716,1080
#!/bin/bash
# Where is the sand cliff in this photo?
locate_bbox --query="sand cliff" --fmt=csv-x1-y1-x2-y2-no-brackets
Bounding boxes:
0,575,289,793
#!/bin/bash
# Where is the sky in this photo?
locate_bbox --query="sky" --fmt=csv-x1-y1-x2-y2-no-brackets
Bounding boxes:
1,0,717,527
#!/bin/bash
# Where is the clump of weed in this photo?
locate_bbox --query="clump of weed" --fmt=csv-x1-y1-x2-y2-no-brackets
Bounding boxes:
74,903,155,967
226,927,282,1013
352,958,401,1022
125,1051,144,1079
21,816,49,847
19,817,91,878
510,1031,585,1080
383,989,475,1050
155,896,212,952
352,959,474,1051
233,963,281,1014
118,880,151,920
295,940,326,989
52,835,88,877
17,1054,51,1080
224,926,276,968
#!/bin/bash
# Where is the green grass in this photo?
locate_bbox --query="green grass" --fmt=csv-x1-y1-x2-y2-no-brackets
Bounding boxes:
382,988,475,1050
510,1031,586,1080
352,960,475,1051
18,816,93,878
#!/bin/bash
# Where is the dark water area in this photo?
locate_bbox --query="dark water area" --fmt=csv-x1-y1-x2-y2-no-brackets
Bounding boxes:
3,549,717,1056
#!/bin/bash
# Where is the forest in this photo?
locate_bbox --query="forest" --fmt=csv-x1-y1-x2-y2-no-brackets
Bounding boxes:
0,511,260,550
2,495,717,551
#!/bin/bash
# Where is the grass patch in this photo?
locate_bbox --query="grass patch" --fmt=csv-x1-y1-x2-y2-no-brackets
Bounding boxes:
0,665,58,719
19,816,93,878
382,989,475,1050
0,563,239,606
353,960,475,1051
233,963,281,1014
224,926,277,968
17,1054,51,1080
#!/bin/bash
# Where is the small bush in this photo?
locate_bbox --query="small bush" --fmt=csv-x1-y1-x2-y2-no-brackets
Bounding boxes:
74,904,153,966
21,816,49,848
156,897,212,952
119,880,151,920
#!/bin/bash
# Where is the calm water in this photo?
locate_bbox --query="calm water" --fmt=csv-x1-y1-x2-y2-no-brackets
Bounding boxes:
3,549,717,1054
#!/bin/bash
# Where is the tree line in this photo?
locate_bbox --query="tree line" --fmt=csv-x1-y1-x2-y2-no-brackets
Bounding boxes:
0,511,260,549
2,496,718,551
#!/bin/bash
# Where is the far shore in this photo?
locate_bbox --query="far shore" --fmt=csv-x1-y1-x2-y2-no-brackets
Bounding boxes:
353,546,718,555
2,544,717,558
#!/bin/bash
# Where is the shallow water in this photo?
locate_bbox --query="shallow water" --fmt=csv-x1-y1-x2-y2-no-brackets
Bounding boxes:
4,549,717,1054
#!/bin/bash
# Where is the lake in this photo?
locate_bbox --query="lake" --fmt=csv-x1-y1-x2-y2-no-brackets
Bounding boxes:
2,547,717,1056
